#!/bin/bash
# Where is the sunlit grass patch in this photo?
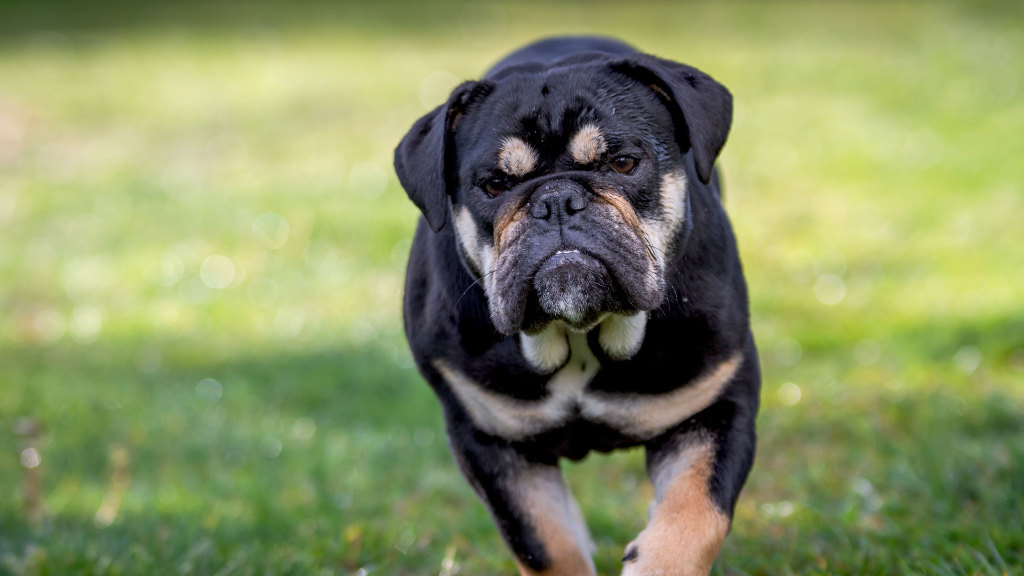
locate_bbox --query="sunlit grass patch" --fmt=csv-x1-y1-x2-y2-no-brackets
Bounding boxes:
0,1,1022,574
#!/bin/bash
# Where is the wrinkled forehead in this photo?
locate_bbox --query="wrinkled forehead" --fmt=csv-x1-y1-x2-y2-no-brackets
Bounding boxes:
457,67,667,170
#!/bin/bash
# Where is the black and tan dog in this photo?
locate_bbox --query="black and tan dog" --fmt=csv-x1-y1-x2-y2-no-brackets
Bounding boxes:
394,36,760,576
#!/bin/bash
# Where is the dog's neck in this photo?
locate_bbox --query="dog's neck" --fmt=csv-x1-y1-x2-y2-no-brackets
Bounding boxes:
520,313,648,374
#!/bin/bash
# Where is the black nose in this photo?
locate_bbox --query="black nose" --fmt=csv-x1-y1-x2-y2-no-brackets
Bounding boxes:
529,181,589,221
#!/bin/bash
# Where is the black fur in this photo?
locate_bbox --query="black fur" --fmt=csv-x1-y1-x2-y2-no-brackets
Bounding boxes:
395,36,760,572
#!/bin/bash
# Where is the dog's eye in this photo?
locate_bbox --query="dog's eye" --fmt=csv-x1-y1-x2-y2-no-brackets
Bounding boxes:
611,156,638,174
483,178,508,196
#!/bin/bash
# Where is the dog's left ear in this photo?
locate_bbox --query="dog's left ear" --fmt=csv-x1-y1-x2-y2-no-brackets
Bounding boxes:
611,54,732,184
394,81,488,233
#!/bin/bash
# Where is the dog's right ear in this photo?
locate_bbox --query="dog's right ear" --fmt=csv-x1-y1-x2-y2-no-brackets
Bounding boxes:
611,55,732,186
394,81,488,233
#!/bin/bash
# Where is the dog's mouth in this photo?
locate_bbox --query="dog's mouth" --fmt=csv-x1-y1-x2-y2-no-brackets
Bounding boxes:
517,246,621,333
536,249,605,307
489,218,667,336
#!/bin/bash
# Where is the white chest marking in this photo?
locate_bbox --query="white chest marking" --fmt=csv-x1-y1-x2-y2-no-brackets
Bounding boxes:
520,322,571,374
598,312,648,360
435,337,742,441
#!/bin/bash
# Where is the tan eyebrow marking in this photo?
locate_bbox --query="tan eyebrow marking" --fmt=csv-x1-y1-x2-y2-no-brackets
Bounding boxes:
498,137,539,177
567,124,607,165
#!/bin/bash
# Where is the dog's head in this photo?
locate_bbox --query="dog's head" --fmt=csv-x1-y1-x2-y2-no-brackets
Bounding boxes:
395,51,731,337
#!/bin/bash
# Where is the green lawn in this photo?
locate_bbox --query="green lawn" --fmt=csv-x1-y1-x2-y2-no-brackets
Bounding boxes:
1,1,1022,574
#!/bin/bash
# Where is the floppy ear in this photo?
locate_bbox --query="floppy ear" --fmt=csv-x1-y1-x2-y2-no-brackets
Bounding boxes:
394,81,483,232
612,54,732,184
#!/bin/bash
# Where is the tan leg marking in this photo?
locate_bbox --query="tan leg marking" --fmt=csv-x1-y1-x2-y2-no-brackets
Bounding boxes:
499,136,539,177
434,333,599,439
515,467,596,576
621,442,730,576
568,124,607,165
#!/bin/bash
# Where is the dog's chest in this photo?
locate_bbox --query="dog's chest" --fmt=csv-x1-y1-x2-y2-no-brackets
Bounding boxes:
540,331,603,421
435,332,743,443
434,332,611,439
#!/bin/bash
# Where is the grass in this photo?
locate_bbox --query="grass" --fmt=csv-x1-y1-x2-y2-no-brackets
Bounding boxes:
0,0,1022,574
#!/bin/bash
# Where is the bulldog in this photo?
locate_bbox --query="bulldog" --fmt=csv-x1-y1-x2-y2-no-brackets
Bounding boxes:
394,35,760,576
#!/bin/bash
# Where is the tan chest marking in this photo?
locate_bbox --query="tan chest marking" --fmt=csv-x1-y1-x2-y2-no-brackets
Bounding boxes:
435,331,598,440
581,353,742,439
436,326,742,441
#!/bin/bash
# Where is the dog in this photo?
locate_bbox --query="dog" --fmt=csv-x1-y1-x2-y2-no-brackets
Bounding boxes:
394,35,760,576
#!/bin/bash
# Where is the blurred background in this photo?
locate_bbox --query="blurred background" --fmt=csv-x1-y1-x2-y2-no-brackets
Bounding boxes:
0,1,1021,574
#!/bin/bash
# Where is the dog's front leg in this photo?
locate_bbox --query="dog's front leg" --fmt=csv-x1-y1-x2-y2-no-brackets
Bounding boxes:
445,416,596,576
621,353,759,576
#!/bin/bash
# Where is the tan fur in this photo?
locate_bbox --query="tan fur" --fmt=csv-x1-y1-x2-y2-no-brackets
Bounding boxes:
567,124,607,165
648,82,671,102
432,333,598,440
657,172,688,231
454,207,498,303
494,202,529,254
622,441,730,576
454,207,483,273
592,188,655,262
434,359,568,439
514,468,596,575
639,171,688,269
585,353,742,438
434,348,739,441
499,137,540,177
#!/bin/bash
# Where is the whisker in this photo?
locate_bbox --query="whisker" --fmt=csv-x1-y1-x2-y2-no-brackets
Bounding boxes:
454,270,496,310
669,282,680,305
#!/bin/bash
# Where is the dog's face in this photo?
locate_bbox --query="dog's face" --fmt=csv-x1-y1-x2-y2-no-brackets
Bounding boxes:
396,54,732,337
450,67,683,335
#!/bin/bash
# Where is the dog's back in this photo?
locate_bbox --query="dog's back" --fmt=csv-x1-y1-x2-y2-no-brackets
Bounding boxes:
485,35,636,79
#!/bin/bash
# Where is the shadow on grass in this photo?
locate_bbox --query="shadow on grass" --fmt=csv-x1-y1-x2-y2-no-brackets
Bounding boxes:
0,337,477,573
1,329,1022,573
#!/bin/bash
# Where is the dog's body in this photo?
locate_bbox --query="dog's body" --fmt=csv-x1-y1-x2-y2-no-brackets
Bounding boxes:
395,36,760,575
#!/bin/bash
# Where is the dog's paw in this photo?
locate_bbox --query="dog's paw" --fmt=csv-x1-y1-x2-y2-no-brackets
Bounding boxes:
618,527,718,576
